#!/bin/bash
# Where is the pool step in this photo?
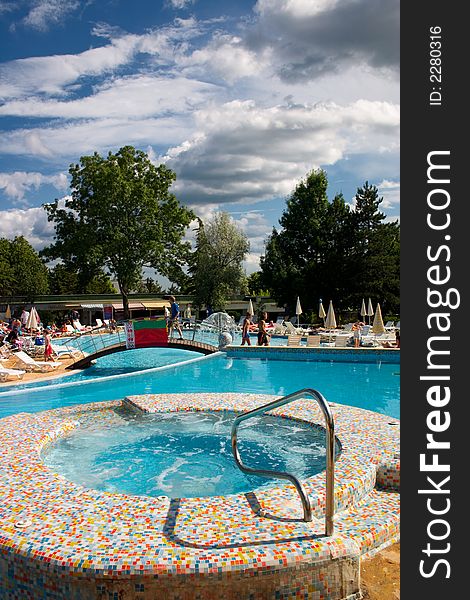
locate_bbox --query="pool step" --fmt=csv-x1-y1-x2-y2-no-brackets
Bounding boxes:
334,488,400,558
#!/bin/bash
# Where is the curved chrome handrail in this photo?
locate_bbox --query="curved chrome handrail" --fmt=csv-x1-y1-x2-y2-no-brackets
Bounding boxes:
231,388,335,535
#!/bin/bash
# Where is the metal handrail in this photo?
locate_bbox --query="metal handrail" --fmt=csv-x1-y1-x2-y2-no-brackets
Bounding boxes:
231,388,335,535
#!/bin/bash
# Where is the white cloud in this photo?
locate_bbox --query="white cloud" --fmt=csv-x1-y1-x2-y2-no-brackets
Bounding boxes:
178,33,268,83
167,0,195,8
0,204,57,249
377,179,400,209
0,171,68,203
0,75,219,119
22,0,80,32
0,18,203,98
0,115,195,159
161,99,399,205
251,0,399,81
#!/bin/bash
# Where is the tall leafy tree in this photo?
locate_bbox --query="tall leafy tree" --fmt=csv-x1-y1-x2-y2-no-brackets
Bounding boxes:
260,170,400,316
48,264,116,295
349,182,400,312
42,146,194,318
191,212,249,310
0,236,49,300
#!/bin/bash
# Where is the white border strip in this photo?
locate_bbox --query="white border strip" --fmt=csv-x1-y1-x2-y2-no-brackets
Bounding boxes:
0,352,224,397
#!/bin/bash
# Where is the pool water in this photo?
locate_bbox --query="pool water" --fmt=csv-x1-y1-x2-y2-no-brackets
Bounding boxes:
0,350,400,419
43,410,336,498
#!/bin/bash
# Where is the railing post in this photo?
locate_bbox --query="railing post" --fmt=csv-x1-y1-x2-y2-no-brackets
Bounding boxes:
231,388,335,534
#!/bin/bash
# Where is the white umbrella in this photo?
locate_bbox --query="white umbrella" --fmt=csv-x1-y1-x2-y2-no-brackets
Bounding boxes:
247,299,254,316
184,304,192,319
318,300,326,325
26,306,39,330
325,300,337,329
295,296,302,327
371,302,386,334
367,298,374,324
360,299,367,321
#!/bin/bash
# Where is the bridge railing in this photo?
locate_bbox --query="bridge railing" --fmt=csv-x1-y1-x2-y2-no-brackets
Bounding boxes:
55,326,126,358
57,320,224,360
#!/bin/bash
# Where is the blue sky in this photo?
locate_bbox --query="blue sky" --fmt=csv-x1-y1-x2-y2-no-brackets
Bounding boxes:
0,0,399,273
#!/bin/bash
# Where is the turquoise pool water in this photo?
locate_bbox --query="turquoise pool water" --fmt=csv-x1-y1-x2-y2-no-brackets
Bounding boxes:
0,349,400,419
43,410,336,498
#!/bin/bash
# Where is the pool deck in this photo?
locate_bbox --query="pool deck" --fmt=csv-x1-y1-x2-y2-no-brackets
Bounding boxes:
0,393,400,599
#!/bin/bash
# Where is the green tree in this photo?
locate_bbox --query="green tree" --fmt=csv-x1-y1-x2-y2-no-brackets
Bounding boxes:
0,236,49,300
260,170,400,316
348,182,400,312
246,271,271,296
191,212,249,310
48,264,116,295
42,146,194,318
0,238,15,297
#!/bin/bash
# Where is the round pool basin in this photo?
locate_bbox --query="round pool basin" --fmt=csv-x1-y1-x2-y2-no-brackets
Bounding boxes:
0,393,400,600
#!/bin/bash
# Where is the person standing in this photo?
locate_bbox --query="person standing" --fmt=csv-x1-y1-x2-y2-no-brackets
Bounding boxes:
168,296,184,340
257,312,270,346
241,312,252,346
352,322,361,348
43,327,54,361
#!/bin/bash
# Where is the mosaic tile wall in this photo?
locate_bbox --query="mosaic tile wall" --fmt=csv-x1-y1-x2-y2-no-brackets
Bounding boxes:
225,346,401,364
0,394,400,599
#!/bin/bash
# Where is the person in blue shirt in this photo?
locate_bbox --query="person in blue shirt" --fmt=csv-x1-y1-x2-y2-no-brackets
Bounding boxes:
168,296,184,339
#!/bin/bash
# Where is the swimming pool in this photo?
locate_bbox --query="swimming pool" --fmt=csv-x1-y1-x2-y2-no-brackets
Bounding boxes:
0,348,400,419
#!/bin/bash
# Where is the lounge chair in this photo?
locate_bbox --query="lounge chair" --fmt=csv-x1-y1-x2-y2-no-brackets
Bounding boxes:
0,367,26,382
13,351,61,373
335,335,350,347
385,320,395,330
73,320,91,332
307,335,321,347
285,321,301,335
65,324,76,334
95,318,104,328
287,334,302,346
50,344,82,359
273,324,286,335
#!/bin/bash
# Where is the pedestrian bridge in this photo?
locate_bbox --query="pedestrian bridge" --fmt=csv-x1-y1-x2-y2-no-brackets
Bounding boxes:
62,322,219,369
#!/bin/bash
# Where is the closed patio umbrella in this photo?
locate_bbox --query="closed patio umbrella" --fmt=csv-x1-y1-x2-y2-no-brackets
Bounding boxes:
5,304,11,319
295,296,302,327
371,303,386,334
318,300,326,326
367,298,374,324
26,306,39,330
325,300,337,329
247,299,254,316
360,299,367,321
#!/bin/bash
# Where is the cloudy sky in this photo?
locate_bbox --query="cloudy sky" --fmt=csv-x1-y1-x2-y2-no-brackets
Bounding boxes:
0,0,399,273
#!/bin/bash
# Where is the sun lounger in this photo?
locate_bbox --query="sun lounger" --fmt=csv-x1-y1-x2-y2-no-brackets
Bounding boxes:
0,367,26,382
51,344,81,359
307,335,321,347
335,335,350,347
13,351,61,373
287,334,302,346
285,321,302,335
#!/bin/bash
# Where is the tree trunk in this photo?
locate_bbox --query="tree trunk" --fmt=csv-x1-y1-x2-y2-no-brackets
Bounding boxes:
118,281,130,321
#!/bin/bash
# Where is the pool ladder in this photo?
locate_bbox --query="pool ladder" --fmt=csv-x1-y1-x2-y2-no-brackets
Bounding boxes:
231,388,335,535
